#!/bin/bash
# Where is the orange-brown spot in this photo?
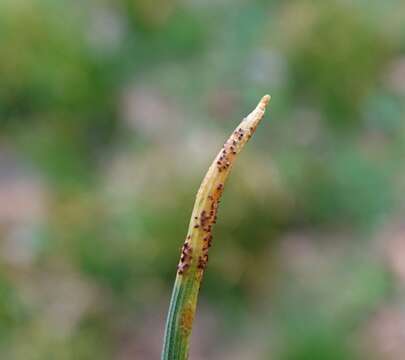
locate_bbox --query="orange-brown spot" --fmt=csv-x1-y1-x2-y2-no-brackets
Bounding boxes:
180,305,195,337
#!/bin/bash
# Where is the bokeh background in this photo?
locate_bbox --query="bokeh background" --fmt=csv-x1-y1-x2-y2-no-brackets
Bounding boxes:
1,0,405,359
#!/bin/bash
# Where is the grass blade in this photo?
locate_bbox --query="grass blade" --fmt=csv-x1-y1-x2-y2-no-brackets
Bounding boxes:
162,95,271,360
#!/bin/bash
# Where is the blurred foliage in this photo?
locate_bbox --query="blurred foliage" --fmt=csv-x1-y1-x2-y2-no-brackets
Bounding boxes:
0,0,405,359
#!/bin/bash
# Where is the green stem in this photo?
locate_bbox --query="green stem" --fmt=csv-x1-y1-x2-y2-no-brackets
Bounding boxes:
162,95,271,360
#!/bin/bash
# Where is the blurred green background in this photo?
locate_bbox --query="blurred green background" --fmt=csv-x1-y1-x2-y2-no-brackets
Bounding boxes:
1,0,405,359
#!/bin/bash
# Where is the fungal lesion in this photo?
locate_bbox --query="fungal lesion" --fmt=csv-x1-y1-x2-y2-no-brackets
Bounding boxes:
180,305,195,337
216,128,247,172
177,186,224,274
176,95,271,277
177,236,193,275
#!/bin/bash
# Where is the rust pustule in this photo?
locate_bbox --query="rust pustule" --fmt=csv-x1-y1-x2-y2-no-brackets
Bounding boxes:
177,240,193,275
180,306,195,337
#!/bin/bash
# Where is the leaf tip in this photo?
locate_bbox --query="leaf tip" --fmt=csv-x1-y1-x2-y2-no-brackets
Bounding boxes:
259,94,271,110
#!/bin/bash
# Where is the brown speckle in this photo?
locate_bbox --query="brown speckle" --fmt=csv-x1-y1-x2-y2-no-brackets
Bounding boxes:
180,306,195,337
